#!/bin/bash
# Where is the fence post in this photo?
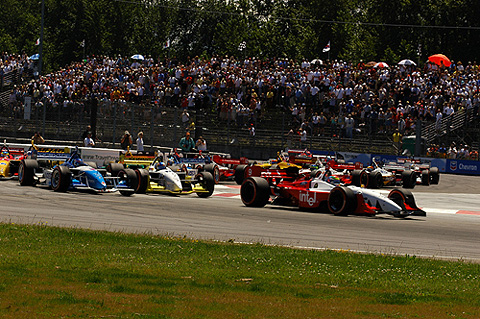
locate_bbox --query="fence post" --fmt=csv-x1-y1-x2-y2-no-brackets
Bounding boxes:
112,102,117,147
150,104,155,151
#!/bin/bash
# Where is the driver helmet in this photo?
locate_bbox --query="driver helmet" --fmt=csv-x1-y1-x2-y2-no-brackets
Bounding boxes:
1,149,9,157
327,175,341,185
155,161,166,170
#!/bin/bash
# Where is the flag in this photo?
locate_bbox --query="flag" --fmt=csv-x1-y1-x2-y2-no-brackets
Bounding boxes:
35,38,40,46
322,41,330,53
163,39,170,49
80,39,85,47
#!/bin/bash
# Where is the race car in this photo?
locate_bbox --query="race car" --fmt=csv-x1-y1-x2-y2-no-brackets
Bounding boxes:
212,154,249,181
0,142,25,179
18,146,135,195
113,151,215,197
234,152,306,185
382,158,440,186
240,168,426,217
166,149,221,184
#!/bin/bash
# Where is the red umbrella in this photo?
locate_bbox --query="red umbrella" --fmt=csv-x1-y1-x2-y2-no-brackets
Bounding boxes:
428,54,451,67
374,62,389,68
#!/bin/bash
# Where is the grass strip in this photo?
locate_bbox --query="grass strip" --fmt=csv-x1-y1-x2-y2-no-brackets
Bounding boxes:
0,223,479,318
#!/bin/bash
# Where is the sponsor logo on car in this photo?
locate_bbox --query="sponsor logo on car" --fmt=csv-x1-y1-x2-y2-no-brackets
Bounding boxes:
299,191,317,207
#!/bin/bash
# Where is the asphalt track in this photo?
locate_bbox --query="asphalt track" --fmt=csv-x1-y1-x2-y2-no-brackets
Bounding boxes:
1,173,479,262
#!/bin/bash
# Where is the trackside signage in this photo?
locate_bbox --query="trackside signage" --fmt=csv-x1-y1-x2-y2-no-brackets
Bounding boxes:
446,159,480,175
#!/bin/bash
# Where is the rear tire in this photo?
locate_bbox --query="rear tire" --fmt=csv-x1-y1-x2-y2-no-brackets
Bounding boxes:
107,163,124,177
135,169,149,194
421,170,430,186
19,159,38,186
196,171,215,198
240,177,270,207
351,170,362,186
430,167,440,184
360,170,369,187
235,165,247,185
369,171,383,189
204,163,220,184
328,186,357,216
401,170,416,189
117,169,138,194
51,166,71,192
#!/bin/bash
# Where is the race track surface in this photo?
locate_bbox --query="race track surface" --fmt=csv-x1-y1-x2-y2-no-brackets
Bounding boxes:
1,173,479,262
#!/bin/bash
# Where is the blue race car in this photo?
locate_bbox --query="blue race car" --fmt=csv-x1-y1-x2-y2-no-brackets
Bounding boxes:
19,146,136,196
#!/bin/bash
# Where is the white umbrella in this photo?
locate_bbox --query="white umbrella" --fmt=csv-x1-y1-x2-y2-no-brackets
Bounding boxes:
374,62,389,68
310,59,323,65
398,59,416,66
131,54,145,60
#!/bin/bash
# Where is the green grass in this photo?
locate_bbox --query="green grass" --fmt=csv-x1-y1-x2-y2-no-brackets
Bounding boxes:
0,223,479,318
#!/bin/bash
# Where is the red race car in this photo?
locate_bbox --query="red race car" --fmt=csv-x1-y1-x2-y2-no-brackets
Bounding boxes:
240,168,426,217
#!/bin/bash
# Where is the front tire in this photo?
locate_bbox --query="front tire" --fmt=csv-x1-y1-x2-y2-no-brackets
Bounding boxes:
240,177,270,207
51,166,71,192
328,186,357,216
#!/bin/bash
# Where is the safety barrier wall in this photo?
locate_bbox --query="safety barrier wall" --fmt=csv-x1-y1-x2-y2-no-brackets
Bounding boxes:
10,143,480,175
310,149,480,176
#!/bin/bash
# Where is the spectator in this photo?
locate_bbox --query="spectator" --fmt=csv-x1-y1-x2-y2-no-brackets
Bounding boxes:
136,132,144,152
179,131,195,152
84,131,95,147
195,136,207,151
345,113,355,138
120,131,133,150
31,131,45,144
393,129,402,155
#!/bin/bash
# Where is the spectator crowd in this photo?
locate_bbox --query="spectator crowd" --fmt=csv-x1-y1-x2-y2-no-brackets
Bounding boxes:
3,51,480,150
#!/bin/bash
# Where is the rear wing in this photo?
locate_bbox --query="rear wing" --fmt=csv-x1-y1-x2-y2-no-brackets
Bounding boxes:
27,142,72,161
119,150,157,167
244,165,301,180
327,160,363,171
212,155,249,166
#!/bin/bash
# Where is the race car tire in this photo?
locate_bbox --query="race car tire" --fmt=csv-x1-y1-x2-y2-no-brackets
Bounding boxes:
135,168,149,194
107,163,124,177
51,165,71,192
360,170,369,187
388,188,417,214
196,171,215,198
351,170,362,186
328,186,357,216
240,177,270,207
19,159,38,186
117,168,138,195
204,163,220,184
430,167,440,184
401,170,416,189
369,171,383,189
85,161,97,169
421,170,430,186
235,165,247,185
